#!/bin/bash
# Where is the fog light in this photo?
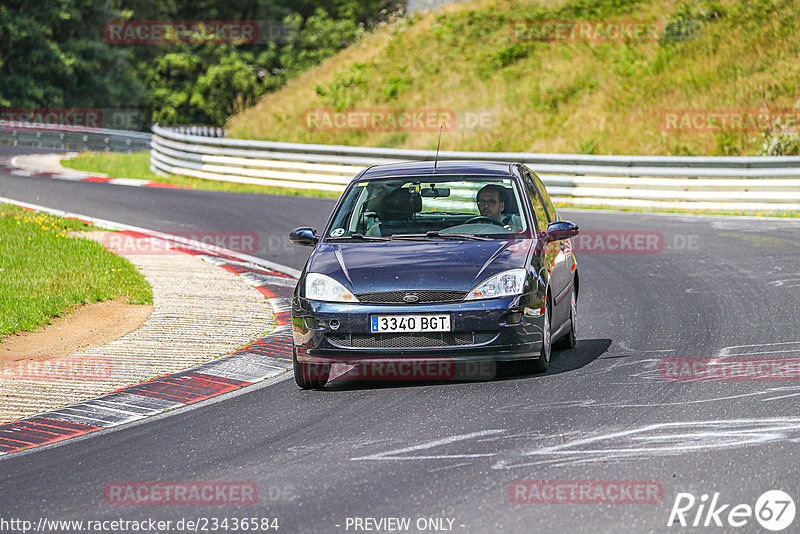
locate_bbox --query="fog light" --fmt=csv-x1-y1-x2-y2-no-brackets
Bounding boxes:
504,312,523,325
329,319,340,330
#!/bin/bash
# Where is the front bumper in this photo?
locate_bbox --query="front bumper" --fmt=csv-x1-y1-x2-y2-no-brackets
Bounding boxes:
292,294,546,365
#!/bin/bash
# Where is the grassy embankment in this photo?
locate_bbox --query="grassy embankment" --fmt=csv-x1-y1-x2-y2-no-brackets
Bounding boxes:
229,0,800,156
0,204,152,337
64,0,800,216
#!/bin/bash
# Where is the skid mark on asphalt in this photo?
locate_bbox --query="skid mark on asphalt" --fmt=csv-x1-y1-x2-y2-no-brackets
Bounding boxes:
347,418,800,470
493,387,800,412
347,342,800,468
715,340,800,358
351,430,506,461
492,417,800,469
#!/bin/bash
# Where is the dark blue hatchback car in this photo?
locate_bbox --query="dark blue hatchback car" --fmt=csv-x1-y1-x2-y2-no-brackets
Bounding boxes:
289,161,579,388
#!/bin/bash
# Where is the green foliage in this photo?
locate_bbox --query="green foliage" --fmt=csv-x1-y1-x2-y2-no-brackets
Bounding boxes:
280,8,363,78
0,0,401,127
662,2,726,44
382,67,411,100
144,52,203,125
577,137,601,154
713,132,742,155
494,44,529,68
193,54,264,126
754,119,800,156
554,0,648,18
315,62,372,109
0,0,144,110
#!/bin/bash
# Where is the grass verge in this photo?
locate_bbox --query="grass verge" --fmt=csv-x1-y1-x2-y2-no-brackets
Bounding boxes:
61,152,341,198
0,204,153,337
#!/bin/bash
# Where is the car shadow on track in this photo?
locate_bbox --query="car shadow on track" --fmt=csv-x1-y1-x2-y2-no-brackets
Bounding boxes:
322,338,612,391
522,337,612,378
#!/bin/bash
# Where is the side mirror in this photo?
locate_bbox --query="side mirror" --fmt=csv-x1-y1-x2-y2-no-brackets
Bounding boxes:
544,220,580,243
289,227,318,246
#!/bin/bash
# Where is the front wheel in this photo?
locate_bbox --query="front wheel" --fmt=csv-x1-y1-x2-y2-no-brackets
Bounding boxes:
554,289,577,350
293,347,330,389
528,299,552,373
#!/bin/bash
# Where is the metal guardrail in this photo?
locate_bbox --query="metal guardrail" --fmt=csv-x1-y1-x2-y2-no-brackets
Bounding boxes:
0,121,797,211
151,124,800,211
0,120,151,152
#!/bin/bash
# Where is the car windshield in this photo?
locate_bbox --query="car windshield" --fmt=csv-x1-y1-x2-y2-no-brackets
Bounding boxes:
325,175,529,240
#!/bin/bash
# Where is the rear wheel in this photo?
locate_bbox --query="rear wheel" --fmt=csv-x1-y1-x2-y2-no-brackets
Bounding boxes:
293,347,330,389
554,289,577,350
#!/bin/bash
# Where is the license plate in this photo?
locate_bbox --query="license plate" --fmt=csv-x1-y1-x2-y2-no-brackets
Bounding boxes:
370,314,451,333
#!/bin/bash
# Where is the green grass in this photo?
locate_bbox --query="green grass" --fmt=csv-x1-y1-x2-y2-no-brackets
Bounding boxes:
0,204,153,337
61,152,340,198
227,0,800,157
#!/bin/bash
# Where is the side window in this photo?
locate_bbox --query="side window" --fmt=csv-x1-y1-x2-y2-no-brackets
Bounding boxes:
529,170,557,222
522,172,549,232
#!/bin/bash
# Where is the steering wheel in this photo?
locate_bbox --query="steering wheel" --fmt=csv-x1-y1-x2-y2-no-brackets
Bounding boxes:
465,216,505,226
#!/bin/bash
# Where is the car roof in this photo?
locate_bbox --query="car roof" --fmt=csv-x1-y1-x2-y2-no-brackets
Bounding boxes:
357,160,516,180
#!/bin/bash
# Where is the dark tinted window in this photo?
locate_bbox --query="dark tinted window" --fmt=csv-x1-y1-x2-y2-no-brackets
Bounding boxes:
527,169,557,222
521,170,549,232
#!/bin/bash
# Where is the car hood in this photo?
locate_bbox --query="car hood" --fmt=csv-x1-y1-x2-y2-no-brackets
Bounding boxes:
306,239,532,294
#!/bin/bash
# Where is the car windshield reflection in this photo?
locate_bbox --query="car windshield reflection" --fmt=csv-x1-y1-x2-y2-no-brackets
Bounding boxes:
325,176,530,240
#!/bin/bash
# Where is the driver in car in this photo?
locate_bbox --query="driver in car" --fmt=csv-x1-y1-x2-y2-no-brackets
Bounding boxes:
476,184,522,230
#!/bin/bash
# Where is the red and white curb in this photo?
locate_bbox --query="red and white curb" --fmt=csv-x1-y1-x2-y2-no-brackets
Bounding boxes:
0,198,299,456
0,155,188,189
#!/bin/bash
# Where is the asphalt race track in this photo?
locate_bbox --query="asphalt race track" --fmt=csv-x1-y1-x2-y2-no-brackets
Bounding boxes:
2,145,800,533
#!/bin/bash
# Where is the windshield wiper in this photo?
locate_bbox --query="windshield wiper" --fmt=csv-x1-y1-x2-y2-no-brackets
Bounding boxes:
327,233,390,241
390,231,492,241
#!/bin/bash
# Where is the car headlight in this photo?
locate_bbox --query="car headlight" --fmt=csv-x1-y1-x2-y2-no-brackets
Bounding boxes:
465,269,526,300
305,273,359,303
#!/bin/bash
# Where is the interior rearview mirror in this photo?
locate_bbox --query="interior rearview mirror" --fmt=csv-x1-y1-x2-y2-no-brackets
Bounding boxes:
420,187,451,198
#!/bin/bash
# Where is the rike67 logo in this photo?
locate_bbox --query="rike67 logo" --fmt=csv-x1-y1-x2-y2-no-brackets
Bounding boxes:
668,490,795,531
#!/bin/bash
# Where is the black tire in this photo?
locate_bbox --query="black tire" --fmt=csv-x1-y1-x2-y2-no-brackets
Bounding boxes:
530,299,552,373
293,347,330,389
554,289,577,350
518,357,537,375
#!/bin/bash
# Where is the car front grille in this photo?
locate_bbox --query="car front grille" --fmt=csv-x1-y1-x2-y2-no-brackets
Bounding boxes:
355,290,468,304
327,331,497,349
